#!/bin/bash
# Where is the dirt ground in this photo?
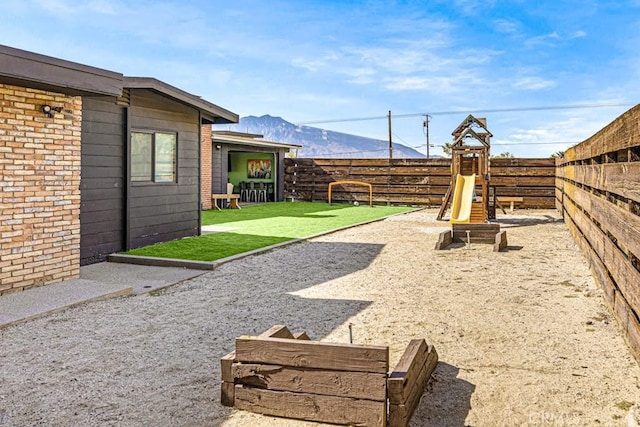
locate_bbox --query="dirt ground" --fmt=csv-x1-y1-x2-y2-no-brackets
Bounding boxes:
1,208,640,426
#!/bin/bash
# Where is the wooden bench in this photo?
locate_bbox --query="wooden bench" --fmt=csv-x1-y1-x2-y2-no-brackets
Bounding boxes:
211,193,240,210
478,196,524,212
221,325,438,427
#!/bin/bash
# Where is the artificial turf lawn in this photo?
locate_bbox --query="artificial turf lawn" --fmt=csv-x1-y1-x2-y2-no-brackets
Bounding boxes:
124,201,415,261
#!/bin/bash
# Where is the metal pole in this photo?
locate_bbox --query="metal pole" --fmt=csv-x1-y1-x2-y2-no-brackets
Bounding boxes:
426,115,431,158
388,110,393,160
423,114,431,158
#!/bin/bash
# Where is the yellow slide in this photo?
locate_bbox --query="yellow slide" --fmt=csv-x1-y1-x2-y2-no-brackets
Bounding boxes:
450,174,476,224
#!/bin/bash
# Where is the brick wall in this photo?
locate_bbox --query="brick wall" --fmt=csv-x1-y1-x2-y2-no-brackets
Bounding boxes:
0,84,82,294
200,124,212,210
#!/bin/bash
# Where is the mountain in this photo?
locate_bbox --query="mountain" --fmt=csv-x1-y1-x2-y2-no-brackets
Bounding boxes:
217,115,425,158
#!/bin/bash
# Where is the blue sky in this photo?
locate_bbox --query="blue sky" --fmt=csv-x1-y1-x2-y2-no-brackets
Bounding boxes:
3,0,640,157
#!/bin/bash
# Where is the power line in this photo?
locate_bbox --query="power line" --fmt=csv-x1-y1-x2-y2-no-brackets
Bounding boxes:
308,148,389,157
305,140,576,157
296,102,636,125
391,132,410,146
491,141,577,146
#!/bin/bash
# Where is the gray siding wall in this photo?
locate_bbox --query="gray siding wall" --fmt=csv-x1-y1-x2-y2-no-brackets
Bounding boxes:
80,96,126,264
212,145,226,194
127,89,201,249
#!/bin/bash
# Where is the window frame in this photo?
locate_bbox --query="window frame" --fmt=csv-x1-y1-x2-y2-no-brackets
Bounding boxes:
130,129,178,184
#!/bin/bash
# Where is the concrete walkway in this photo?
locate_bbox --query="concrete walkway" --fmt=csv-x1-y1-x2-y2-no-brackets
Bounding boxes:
0,262,205,329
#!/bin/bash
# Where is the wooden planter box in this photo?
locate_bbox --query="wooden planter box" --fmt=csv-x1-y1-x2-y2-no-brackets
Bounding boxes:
220,325,438,427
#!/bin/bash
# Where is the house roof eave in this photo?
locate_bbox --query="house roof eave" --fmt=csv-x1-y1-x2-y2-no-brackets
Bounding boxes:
212,134,302,150
124,77,238,124
0,44,123,96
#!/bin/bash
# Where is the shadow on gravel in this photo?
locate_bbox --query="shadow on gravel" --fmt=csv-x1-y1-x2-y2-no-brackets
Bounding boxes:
414,362,475,426
496,215,564,228
1,240,386,427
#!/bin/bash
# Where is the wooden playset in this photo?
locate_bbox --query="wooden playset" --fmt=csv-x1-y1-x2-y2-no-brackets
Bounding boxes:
435,115,507,251
220,325,438,426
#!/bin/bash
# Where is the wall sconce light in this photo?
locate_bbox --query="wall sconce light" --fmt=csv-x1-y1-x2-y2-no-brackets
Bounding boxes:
216,145,221,150
41,104,63,118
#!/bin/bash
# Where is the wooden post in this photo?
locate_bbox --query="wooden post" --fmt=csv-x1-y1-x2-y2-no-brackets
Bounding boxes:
388,340,438,427
434,230,452,250
494,230,508,252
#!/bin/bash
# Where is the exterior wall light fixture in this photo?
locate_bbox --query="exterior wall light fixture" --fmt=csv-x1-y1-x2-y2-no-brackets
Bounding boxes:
41,104,63,118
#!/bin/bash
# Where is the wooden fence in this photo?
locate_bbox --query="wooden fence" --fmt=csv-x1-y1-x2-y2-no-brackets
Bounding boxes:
284,157,555,208
556,104,640,361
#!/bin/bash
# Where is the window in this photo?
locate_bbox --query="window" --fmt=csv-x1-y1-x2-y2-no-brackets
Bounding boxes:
131,132,152,181
154,133,177,182
131,131,177,183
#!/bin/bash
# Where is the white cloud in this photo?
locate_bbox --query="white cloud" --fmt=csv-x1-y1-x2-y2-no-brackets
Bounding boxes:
453,0,496,16
34,0,119,15
491,104,633,157
344,68,377,85
525,31,562,48
512,77,556,90
493,125,572,157
494,18,520,34
33,0,76,15
85,0,118,14
384,72,486,94
507,127,553,142
288,35,501,99
571,30,587,39
291,53,340,72
524,30,587,48
384,76,438,91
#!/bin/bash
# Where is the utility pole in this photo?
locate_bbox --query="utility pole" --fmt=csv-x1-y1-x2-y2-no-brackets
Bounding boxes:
423,114,431,158
388,110,393,160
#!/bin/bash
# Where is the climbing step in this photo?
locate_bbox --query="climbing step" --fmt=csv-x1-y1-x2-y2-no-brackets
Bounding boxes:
470,202,485,223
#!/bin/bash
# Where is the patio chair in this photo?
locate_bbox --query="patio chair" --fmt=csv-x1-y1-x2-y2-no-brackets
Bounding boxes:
267,183,274,202
248,181,257,202
226,183,234,207
239,181,249,202
257,182,268,203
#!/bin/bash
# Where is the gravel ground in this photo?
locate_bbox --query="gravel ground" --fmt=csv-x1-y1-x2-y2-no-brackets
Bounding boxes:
1,208,639,426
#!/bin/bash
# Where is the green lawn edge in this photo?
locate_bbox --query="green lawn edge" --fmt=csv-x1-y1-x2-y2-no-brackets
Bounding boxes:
123,202,416,262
